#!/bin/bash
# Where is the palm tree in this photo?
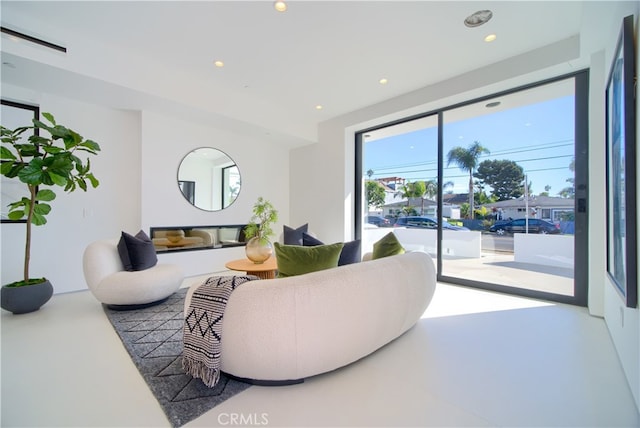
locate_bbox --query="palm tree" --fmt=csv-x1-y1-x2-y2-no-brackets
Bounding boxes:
446,141,490,219
395,181,426,214
424,178,454,209
424,179,438,200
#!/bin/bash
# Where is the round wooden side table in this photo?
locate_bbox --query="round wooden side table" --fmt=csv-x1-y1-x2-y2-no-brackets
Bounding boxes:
225,257,278,279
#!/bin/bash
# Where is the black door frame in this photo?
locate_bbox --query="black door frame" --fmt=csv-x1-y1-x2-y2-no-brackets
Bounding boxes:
355,70,589,306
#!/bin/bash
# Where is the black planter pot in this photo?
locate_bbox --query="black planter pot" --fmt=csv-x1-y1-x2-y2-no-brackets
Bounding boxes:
1,279,54,314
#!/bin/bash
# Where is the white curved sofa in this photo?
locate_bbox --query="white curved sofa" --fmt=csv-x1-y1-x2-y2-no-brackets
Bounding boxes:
184,251,436,384
83,239,184,309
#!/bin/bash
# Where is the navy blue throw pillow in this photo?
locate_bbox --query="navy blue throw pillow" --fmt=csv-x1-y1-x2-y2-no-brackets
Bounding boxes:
117,230,158,271
302,232,361,266
283,224,308,245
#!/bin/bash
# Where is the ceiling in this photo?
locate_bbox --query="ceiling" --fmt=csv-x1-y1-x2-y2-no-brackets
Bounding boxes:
0,1,601,147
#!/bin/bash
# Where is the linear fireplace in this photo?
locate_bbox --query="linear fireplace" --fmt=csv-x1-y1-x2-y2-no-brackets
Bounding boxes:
149,224,247,253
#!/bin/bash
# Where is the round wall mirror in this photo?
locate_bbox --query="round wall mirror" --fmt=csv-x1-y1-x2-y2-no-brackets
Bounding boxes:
177,147,241,211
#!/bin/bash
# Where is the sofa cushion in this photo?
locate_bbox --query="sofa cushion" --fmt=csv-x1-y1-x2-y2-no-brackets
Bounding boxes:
283,223,308,245
302,233,361,266
117,230,158,271
274,242,344,278
372,232,405,259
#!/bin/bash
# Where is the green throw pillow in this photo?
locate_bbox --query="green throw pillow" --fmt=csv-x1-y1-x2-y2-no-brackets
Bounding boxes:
274,242,344,278
372,232,405,259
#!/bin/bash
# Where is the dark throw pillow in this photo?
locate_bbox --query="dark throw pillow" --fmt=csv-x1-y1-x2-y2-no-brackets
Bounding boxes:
302,232,361,266
117,230,158,271
302,232,323,246
283,223,308,245
372,232,405,260
274,242,344,278
338,239,362,265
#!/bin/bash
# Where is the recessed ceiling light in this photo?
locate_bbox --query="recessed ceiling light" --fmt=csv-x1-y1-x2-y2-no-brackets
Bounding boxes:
464,10,493,27
484,34,497,43
485,101,501,108
379,78,388,85
214,60,224,67
274,1,287,12
315,105,323,110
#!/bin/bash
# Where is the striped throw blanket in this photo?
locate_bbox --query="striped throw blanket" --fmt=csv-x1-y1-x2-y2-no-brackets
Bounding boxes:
182,275,258,387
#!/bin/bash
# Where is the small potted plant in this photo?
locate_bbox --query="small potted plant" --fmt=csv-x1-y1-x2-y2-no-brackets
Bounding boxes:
244,197,278,264
1,112,101,314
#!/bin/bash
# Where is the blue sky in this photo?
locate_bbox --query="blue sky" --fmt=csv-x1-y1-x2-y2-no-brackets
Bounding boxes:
364,95,575,197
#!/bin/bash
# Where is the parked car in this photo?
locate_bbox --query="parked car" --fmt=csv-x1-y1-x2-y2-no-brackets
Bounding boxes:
489,218,560,235
489,220,511,234
365,215,391,227
393,216,469,231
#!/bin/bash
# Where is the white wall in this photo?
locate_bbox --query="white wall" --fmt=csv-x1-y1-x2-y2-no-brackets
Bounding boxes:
1,87,141,293
1,90,290,293
601,7,640,411
588,48,607,318
140,111,290,277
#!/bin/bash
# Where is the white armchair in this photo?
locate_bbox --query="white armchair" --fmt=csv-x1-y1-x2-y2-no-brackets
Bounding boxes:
82,239,183,309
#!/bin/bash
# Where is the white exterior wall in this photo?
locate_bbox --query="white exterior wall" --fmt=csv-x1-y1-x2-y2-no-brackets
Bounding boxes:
361,227,481,259
514,234,574,268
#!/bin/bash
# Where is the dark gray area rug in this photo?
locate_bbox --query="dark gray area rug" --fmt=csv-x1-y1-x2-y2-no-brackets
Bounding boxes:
103,288,252,427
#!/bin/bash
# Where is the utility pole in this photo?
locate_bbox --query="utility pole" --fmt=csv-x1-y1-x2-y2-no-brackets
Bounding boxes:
524,174,529,234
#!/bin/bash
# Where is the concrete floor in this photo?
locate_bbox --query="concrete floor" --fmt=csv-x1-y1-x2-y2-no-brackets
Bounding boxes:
2,279,638,428
443,252,574,296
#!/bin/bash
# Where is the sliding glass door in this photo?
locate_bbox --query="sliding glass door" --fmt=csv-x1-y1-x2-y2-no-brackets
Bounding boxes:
357,72,588,305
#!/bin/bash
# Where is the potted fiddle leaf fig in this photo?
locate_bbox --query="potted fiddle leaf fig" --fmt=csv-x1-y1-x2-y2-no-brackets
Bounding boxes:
0,112,101,314
244,197,278,264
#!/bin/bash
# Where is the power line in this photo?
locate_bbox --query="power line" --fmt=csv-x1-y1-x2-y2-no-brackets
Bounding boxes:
514,154,573,164
370,154,573,178
368,139,574,172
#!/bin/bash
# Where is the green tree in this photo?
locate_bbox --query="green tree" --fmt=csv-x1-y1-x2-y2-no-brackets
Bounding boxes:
365,180,386,209
395,181,427,214
401,206,418,216
539,185,551,197
424,179,438,200
447,141,490,218
474,188,497,205
474,159,524,201
558,158,575,198
459,203,470,219
422,178,454,200
474,205,490,219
